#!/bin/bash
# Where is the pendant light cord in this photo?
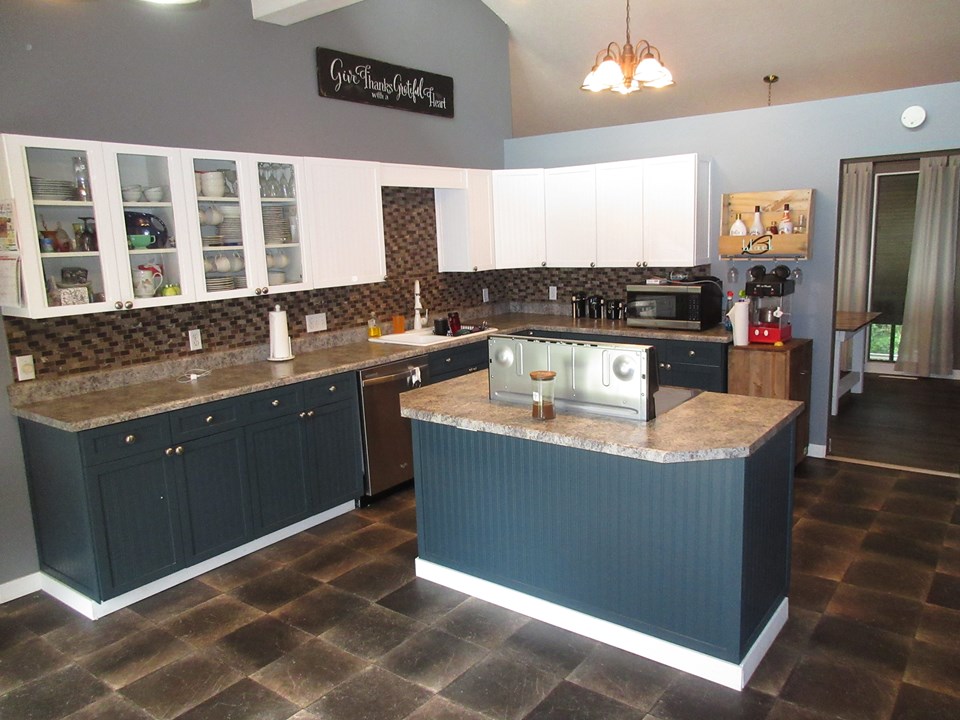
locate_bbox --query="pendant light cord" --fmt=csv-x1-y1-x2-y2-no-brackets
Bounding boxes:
625,0,631,45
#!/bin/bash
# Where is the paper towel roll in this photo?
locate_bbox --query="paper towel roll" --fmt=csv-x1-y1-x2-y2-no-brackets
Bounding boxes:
729,301,751,346
269,305,292,360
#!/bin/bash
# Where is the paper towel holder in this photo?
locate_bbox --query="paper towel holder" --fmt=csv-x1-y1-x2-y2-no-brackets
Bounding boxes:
268,304,295,362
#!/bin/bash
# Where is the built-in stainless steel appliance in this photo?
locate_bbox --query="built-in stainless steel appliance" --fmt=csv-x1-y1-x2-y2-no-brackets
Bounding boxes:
625,279,723,330
488,334,698,421
359,357,430,497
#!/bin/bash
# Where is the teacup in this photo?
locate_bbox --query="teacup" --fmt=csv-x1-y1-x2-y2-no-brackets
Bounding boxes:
203,206,223,226
213,254,231,272
229,252,244,272
273,251,289,269
203,256,214,273
265,253,275,269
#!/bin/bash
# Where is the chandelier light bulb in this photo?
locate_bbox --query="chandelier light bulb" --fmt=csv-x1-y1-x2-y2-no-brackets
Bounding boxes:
595,56,625,87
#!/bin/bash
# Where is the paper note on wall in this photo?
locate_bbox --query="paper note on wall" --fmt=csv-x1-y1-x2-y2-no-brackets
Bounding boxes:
0,253,22,307
0,199,17,251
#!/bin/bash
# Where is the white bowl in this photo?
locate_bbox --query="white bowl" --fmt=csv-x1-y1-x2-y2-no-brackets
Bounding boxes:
267,270,286,285
143,187,164,202
122,188,142,202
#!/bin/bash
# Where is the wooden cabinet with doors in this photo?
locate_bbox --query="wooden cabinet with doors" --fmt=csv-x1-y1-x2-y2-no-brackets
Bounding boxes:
727,338,812,464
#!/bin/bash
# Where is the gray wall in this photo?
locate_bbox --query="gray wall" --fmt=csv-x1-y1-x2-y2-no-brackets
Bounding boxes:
0,0,510,588
504,81,960,453
0,0,510,167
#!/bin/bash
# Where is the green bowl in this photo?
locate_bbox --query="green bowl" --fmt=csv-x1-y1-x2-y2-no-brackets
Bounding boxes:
128,235,153,249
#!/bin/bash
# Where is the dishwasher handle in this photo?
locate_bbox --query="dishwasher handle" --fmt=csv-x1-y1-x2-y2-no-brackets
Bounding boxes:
361,365,429,388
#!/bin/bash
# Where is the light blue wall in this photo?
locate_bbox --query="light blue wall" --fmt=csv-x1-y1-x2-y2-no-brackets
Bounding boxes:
505,82,960,452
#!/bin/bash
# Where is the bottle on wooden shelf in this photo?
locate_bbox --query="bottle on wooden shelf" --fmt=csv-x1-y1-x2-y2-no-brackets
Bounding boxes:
778,204,794,234
749,206,765,236
730,213,747,236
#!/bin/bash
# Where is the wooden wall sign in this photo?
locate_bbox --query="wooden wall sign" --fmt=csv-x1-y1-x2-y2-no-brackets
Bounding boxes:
316,47,454,118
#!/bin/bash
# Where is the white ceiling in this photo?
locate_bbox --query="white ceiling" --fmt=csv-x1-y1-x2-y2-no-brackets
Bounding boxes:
254,0,960,138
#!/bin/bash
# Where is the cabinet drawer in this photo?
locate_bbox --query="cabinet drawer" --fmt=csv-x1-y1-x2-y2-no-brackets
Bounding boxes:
241,384,304,423
169,396,244,442
303,371,358,408
664,341,723,367
80,416,172,465
429,342,489,377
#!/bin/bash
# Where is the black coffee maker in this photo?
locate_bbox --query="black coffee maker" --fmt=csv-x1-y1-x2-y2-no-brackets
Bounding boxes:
587,295,604,319
605,299,625,320
571,291,587,318
124,211,169,248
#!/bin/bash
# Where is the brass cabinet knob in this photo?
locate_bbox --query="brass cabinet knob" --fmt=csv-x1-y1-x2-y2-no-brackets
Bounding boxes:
124,434,137,444
165,447,174,456
114,301,123,310
205,415,214,424
299,411,307,419
328,385,336,393
688,350,696,357
271,399,280,407
262,287,269,294
307,410,315,418
175,446,184,455
445,357,452,363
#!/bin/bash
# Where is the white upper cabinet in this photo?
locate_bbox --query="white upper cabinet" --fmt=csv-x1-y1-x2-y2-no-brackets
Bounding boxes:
641,153,711,267
595,160,644,267
306,158,386,288
435,169,495,272
492,168,546,269
544,165,597,268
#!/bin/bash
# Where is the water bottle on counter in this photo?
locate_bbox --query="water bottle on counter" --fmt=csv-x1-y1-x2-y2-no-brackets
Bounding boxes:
724,291,735,331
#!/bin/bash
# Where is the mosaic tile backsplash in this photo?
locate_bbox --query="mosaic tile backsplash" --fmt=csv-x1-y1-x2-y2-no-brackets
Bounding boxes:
5,187,706,381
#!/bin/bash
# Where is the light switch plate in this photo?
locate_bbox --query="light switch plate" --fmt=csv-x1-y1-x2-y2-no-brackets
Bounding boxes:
482,288,489,303
15,354,35,381
306,312,327,332
548,286,557,301
188,328,202,351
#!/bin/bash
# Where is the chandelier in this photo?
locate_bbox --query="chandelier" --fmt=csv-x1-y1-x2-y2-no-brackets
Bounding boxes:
581,0,674,94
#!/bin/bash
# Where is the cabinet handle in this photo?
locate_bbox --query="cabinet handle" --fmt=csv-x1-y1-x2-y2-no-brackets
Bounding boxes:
299,411,307,418
205,415,214,424
255,288,262,295
590,262,596,268
165,447,174,456
175,446,184,455
114,301,123,310
688,350,696,357
473,265,478,271
125,301,133,309
124,434,137,445
261,287,269,294
541,261,547,267
307,410,315,418
328,385,336,393
467,366,479,373
271,399,280,407
659,362,672,370
445,357,452,363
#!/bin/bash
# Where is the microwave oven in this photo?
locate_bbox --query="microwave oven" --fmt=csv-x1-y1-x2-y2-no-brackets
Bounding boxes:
625,280,723,330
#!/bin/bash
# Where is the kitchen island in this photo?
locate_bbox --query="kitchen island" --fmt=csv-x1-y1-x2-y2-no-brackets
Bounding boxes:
401,371,802,690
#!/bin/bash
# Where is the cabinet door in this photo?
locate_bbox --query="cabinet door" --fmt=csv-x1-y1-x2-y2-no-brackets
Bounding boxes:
492,168,545,269
306,158,386,287
172,428,253,564
246,412,312,534
642,154,708,267
1,134,119,317
180,148,258,300
87,452,181,599
246,155,311,295
544,165,596,268
101,143,197,308
436,169,495,272
595,161,644,268
304,398,364,511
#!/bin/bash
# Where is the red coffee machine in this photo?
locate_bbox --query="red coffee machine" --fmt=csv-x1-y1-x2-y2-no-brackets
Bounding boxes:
745,265,794,344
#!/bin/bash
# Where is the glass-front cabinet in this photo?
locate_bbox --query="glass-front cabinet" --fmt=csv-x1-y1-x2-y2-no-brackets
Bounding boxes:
0,135,119,317
181,150,309,300
101,143,196,308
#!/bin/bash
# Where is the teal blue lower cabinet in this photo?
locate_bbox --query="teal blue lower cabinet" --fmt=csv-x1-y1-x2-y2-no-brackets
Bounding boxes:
19,371,363,603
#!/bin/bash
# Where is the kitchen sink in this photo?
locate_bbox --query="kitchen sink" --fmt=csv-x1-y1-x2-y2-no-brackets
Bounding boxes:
369,326,499,347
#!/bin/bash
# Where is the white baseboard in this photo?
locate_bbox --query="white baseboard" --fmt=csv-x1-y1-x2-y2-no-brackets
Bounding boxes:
18,501,355,619
416,558,787,691
0,572,42,604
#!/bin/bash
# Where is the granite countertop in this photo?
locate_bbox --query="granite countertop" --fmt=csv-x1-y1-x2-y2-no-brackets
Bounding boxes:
400,371,802,464
11,313,732,432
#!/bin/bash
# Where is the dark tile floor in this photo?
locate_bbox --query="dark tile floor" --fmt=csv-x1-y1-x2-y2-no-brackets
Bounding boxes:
2,458,960,720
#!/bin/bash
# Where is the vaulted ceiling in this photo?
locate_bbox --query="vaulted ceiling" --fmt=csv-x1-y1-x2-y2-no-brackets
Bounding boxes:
253,0,960,138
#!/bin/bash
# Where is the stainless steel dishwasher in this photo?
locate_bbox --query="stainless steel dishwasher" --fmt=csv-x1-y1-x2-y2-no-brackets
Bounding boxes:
359,356,431,497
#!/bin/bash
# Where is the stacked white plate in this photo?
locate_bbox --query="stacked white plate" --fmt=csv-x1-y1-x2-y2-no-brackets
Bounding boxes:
233,275,247,289
206,277,234,292
261,206,292,244
30,177,76,200
219,217,242,244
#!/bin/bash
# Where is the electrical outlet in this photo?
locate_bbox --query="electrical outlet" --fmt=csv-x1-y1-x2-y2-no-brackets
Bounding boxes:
548,286,557,301
482,288,489,303
188,328,202,351
306,312,327,332
15,354,35,381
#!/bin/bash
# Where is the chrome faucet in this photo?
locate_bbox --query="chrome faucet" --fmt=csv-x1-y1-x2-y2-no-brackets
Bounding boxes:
413,280,425,330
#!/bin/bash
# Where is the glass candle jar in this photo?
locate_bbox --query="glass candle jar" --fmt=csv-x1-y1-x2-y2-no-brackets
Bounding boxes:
530,370,557,420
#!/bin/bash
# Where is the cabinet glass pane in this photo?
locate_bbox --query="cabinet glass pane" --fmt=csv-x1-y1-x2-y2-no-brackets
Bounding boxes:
258,162,302,288
26,146,106,308
195,158,245,294
116,152,184,299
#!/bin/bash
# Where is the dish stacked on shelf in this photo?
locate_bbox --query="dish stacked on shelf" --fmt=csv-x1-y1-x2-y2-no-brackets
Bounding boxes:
261,206,293,244
205,276,234,292
30,177,77,201
218,206,242,245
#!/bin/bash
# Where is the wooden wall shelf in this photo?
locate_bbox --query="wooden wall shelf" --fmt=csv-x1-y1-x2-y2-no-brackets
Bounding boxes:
718,189,814,260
